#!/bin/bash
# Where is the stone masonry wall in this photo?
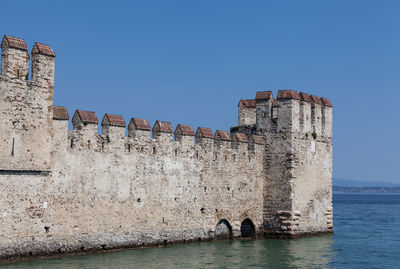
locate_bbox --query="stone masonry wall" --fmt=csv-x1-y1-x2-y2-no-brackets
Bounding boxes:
0,37,54,171
0,121,264,259
254,90,333,237
0,35,333,261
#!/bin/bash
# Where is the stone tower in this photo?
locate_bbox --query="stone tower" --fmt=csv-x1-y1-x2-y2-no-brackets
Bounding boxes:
0,36,56,171
234,89,333,236
251,90,332,236
0,34,333,261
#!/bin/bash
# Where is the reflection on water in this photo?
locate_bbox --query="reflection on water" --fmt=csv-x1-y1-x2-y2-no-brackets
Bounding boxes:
1,236,334,269
4,194,400,268
285,236,334,269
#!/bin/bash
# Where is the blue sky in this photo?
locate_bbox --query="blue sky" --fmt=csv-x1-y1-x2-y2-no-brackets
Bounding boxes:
2,0,399,183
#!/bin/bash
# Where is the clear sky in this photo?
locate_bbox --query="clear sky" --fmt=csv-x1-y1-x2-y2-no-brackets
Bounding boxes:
2,0,399,183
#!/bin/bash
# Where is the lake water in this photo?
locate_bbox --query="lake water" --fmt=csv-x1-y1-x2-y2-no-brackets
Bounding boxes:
2,193,400,268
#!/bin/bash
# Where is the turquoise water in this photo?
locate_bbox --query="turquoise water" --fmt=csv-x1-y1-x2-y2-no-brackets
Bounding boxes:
2,194,400,268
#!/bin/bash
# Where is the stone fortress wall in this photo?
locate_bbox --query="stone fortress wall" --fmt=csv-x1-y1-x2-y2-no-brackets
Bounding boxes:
0,35,333,261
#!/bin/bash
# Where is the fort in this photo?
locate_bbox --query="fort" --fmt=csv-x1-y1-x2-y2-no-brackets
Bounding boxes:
0,35,333,261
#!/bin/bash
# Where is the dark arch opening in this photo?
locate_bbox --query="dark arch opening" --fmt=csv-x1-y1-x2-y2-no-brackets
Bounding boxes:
241,218,255,238
215,219,232,240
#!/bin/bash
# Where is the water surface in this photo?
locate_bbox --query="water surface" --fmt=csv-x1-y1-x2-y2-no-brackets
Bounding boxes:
2,194,399,268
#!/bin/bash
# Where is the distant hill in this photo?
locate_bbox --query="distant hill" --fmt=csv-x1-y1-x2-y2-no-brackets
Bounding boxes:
333,186,400,193
333,178,400,187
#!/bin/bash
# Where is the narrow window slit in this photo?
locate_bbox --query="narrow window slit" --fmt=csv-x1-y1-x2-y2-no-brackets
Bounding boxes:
11,138,15,156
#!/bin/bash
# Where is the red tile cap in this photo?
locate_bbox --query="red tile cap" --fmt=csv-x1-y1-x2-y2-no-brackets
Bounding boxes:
102,113,126,127
32,42,56,57
255,91,273,100
154,120,173,133
130,118,151,131
238,99,256,108
74,110,98,124
272,100,279,107
299,92,312,102
232,133,248,143
310,95,322,104
176,124,194,136
196,127,214,138
320,97,333,107
2,35,28,51
53,106,69,120
251,135,265,145
215,130,231,141
277,90,300,100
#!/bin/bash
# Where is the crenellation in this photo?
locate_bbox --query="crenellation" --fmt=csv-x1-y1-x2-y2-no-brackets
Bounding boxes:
248,135,264,152
299,92,312,134
276,90,301,133
151,120,174,156
128,118,151,139
255,91,273,133
231,133,248,150
101,114,126,144
214,130,231,147
174,123,195,150
213,130,232,163
320,97,333,138
238,99,256,126
310,95,322,136
0,35,333,261
0,36,55,171
195,127,214,144
152,120,173,138
1,36,29,80
71,110,98,150
271,99,279,118
31,43,55,88
52,106,69,155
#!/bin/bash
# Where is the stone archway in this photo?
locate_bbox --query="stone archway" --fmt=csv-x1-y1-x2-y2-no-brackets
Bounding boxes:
240,218,255,238
215,219,233,240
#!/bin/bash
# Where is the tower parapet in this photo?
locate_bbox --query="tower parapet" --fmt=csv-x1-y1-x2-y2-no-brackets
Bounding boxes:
320,97,333,138
70,110,99,151
299,92,312,134
175,124,195,143
255,91,273,133
31,42,56,87
128,118,151,139
231,133,248,149
195,127,214,144
0,36,55,171
52,106,69,154
0,35,29,80
310,95,322,136
238,99,256,126
275,90,301,133
101,113,126,139
0,34,333,261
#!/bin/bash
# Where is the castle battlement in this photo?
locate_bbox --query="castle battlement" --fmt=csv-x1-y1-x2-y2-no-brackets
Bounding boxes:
238,89,332,139
0,35,333,261
60,108,264,168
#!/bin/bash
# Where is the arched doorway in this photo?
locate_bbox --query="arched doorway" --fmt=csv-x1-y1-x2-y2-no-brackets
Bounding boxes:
215,219,232,240
240,218,255,238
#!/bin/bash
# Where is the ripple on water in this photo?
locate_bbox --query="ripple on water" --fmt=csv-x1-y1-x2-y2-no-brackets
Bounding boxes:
2,194,400,269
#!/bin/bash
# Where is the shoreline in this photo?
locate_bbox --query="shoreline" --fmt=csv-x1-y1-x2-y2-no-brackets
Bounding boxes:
0,231,334,265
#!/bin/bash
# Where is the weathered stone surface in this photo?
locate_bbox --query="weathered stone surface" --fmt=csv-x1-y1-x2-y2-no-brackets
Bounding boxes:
0,35,333,262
